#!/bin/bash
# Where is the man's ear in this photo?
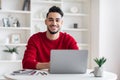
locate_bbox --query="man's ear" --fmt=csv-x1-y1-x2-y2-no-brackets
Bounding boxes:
61,19,63,25
45,19,47,25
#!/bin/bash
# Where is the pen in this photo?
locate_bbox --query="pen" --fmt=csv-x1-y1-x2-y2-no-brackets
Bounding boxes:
36,72,41,75
36,72,47,75
40,72,44,75
30,71,36,75
43,72,47,75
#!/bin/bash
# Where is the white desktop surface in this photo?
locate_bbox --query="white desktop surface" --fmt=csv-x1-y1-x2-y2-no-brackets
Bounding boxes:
4,69,117,80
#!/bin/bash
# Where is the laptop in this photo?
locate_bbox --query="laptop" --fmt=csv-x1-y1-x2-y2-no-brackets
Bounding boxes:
50,50,88,74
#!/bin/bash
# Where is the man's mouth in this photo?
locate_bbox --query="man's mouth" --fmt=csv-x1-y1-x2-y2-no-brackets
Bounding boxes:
50,26,57,30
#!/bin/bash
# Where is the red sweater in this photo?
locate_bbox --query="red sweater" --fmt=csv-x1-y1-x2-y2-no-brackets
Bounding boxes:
22,32,79,69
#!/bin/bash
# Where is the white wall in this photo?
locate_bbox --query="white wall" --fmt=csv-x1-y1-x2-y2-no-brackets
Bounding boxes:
99,0,120,79
91,0,120,79
90,0,100,68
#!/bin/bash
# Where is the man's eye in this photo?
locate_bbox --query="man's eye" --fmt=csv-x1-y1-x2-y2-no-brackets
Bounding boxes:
56,20,59,22
56,19,60,22
49,19,53,21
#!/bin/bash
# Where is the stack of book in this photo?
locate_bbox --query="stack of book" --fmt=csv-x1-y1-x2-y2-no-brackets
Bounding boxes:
22,0,30,11
10,69,48,76
11,69,36,75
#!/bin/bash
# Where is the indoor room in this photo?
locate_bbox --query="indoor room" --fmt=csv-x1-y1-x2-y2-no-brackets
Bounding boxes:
0,0,119,80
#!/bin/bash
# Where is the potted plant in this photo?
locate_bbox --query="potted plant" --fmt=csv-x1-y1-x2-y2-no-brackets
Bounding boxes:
92,57,107,77
3,46,19,60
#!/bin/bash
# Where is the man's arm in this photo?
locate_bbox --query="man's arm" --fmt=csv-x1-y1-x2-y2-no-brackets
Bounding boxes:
36,62,50,69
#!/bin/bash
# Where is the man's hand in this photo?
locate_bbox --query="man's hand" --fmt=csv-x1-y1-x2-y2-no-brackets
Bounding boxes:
36,62,50,70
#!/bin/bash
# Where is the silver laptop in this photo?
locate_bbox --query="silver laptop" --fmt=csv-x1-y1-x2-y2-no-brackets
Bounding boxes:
50,50,88,74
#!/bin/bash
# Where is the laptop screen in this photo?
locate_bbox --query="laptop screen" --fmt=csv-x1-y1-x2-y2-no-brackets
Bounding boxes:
50,50,88,74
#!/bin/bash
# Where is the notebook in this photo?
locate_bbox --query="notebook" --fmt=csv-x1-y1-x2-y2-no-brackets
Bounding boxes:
50,50,88,74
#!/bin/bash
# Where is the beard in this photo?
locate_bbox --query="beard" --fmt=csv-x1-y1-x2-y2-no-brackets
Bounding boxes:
47,27,60,34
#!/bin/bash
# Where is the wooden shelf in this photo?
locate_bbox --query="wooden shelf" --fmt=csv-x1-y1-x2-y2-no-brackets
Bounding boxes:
32,0,62,4
0,27,30,30
32,18,45,22
0,60,22,62
78,43,88,47
0,43,27,46
64,13,88,16
62,28,88,31
0,10,30,14
62,0,85,3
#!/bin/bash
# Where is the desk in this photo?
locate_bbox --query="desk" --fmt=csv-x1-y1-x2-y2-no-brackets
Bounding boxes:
4,69,117,80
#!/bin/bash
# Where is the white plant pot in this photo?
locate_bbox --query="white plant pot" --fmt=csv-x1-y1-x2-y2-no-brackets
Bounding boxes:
10,52,18,60
93,67,103,77
0,52,18,60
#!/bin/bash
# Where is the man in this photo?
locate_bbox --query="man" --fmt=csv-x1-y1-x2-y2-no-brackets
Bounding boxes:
22,6,79,69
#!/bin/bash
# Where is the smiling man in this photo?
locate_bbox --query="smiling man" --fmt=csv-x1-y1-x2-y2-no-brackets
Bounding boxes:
22,6,79,70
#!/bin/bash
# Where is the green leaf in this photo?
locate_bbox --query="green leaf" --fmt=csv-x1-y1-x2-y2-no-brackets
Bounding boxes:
94,57,107,67
3,46,19,54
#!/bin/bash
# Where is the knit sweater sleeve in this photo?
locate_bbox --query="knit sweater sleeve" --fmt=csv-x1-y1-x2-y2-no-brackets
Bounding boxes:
64,33,79,49
22,35,38,69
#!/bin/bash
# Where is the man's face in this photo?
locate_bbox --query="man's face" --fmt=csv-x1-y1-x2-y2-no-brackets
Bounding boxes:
45,12,63,34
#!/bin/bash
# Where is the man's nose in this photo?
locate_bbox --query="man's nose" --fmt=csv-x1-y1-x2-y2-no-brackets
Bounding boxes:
53,20,57,25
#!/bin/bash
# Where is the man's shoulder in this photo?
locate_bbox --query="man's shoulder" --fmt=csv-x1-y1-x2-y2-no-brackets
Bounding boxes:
32,32,45,36
60,32,73,38
30,32,46,39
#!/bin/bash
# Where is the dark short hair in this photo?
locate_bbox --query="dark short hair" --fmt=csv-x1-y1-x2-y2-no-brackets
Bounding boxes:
46,6,64,18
